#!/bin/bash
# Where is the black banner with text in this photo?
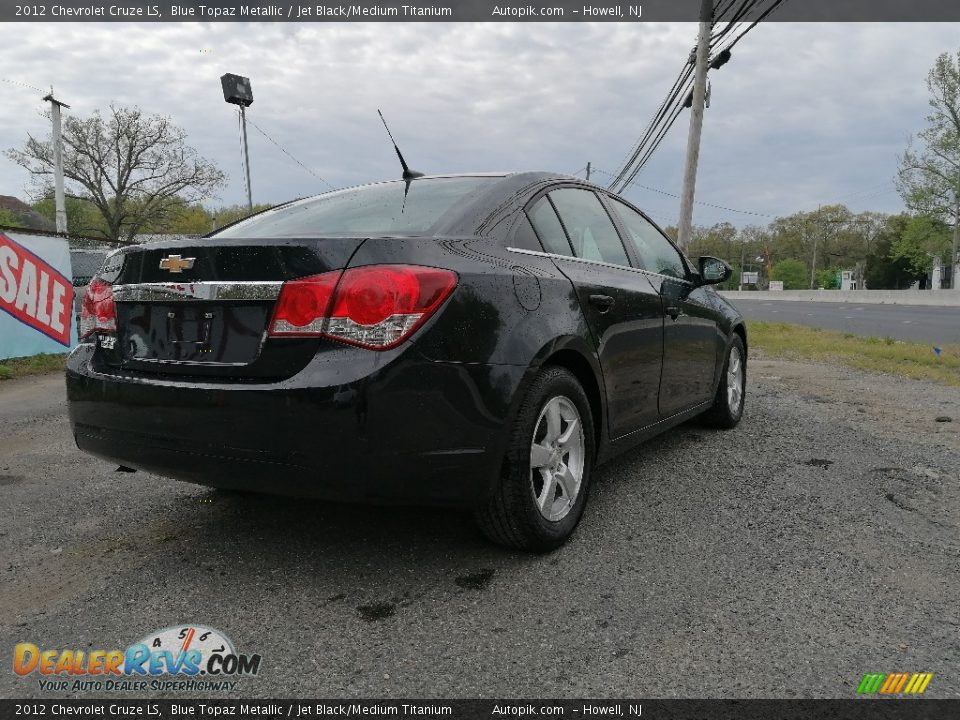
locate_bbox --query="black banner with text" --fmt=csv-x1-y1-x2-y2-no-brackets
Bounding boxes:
2,700,960,720
2,1,960,23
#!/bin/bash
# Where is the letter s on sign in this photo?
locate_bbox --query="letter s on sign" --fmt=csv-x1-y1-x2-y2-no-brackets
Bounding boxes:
0,245,18,303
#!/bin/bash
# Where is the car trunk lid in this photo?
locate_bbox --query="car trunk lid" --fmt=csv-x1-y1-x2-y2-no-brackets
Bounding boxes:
94,238,366,379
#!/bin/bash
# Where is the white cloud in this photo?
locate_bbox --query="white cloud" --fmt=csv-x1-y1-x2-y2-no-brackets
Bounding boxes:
0,21,957,227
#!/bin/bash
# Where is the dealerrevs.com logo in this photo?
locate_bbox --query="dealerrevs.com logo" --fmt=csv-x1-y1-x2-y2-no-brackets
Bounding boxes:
13,625,262,693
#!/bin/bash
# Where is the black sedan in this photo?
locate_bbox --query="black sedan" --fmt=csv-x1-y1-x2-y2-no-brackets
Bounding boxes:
67,172,746,551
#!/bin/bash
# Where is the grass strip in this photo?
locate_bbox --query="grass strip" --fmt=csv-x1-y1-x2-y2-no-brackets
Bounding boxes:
0,353,68,381
747,321,960,387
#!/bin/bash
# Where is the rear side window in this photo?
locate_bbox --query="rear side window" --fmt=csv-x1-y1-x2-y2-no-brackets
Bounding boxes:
509,215,544,252
527,198,572,256
549,189,630,267
213,176,498,238
608,198,687,279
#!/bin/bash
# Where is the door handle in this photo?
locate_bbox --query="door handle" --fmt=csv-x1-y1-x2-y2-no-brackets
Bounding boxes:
589,294,615,313
666,304,682,320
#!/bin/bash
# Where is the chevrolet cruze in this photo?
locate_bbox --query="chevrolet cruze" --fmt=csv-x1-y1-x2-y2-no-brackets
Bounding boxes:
67,172,747,551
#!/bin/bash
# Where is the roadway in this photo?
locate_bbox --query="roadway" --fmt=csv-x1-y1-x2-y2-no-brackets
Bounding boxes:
1,366,958,698
731,299,960,345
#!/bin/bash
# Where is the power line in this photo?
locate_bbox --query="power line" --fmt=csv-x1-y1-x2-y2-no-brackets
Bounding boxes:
244,114,336,191
1,77,44,93
713,0,790,55
710,0,760,46
617,104,688,191
594,168,777,218
607,63,694,192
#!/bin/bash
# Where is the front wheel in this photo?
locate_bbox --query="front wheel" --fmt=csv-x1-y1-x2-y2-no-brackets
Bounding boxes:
703,334,746,429
475,366,595,552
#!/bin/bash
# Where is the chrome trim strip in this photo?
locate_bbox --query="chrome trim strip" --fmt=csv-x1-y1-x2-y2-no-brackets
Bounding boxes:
505,247,693,285
111,281,283,302
123,357,251,367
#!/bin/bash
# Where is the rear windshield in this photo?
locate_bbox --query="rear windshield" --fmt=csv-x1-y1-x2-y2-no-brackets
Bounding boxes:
213,176,499,238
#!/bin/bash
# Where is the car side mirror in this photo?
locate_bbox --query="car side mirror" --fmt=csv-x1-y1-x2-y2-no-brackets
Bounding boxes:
697,256,732,286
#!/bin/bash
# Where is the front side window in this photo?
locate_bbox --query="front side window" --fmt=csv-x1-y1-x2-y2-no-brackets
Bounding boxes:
549,189,630,267
608,198,687,279
213,176,498,238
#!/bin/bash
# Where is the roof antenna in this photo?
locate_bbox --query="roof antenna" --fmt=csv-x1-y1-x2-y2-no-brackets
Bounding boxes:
378,109,424,181
378,109,423,213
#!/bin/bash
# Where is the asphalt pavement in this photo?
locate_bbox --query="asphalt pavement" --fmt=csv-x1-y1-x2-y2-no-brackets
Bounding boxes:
1,366,958,699
731,299,960,345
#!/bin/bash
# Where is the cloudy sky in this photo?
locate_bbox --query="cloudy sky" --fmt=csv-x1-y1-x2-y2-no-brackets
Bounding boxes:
0,21,956,228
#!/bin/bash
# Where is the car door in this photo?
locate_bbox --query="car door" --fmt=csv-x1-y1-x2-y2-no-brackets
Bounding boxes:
604,197,723,417
525,188,664,439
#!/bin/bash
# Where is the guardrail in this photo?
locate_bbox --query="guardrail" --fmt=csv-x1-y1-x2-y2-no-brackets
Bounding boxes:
719,290,960,307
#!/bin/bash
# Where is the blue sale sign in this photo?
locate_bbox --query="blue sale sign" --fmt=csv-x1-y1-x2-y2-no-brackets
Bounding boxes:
0,231,77,360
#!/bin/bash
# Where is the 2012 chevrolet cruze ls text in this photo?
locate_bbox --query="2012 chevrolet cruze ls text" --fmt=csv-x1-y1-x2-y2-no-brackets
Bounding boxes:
67,173,747,551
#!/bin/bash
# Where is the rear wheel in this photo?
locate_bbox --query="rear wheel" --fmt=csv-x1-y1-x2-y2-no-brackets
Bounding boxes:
703,335,746,429
475,366,595,552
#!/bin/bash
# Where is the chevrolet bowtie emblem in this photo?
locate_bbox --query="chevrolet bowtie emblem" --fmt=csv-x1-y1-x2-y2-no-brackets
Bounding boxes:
159,255,195,273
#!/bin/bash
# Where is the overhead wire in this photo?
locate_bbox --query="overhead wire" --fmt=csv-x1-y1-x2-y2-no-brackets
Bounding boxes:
595,168,777,218
1,77,44,93
713,0,790,55
243,113,337,191
607,63,694,192
608,0,792,193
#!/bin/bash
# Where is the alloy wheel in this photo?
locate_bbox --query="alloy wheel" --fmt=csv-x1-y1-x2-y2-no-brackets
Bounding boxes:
529,396,585,522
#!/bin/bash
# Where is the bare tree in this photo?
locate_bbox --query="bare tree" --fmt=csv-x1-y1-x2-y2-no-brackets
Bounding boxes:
6,105,225,244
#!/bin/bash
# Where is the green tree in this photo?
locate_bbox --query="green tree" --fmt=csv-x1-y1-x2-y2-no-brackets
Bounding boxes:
32,194,107,239
0,208,26,229
815,266,841,289
6,105,225,244
865,215,924,289
897,50,960,284
890,215,953,276
210,203,273,230
770,258,808,289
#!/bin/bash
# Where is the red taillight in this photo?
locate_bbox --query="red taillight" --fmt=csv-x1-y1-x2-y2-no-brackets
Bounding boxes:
79,278,116,340
268,272,340,336
268,265,457,350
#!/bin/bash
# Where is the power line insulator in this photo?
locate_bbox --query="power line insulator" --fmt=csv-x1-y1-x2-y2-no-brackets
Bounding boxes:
709,49,732,70
683,91,693,109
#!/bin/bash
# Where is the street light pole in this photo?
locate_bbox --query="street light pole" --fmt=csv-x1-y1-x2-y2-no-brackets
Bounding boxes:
677,0,714,252
220,73,255,213
239,104,253,212
42,89,70,235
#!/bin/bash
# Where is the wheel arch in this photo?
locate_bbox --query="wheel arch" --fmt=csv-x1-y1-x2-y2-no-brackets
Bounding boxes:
525,337,606,456
732,321,747,358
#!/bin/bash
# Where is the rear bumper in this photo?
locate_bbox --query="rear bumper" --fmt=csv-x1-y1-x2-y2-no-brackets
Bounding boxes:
66,344,528,507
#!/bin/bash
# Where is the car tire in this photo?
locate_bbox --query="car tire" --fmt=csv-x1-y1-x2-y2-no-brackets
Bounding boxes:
475,366,595,553
703,334,746,429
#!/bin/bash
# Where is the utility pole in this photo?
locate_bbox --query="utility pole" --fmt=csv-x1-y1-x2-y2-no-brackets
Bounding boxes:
810,208,819,289
585,162,591,182
42,88,70,235
676,0,714,252
738,242,746,291
952,184,959,290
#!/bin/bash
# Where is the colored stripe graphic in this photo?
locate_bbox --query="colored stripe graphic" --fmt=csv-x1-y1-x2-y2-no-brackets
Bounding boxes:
858,672,932,695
